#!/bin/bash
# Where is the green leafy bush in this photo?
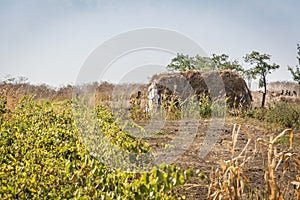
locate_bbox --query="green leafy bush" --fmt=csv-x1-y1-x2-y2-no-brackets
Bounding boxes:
0,96,194,199
244,102,300,129
0,96,7,114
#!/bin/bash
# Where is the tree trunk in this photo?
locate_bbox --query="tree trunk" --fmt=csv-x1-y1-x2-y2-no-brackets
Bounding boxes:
261,76,267,108
262,92,266,108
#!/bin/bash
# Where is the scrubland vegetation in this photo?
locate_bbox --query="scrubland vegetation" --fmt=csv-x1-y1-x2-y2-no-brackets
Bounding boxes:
0,80,299,199
0,95,196,199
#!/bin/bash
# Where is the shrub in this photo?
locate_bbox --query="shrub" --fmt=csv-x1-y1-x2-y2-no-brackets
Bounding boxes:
0,96,195,199
244,102,300,129
0,96,7,114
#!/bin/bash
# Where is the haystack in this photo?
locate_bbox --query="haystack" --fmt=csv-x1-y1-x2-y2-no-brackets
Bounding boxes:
131,70,252,110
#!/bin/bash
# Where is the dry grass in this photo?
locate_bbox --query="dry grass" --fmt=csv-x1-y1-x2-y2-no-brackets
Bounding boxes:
208,125,300,200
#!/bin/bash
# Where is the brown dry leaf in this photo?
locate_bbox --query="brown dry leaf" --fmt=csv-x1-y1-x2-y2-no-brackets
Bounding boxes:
289,130,294,150
220,160,227,173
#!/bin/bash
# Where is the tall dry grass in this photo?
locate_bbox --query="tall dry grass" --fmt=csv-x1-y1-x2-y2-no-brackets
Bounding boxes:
208,125,300,200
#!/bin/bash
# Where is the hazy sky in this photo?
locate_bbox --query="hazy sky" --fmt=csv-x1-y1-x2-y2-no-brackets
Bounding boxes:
0,0,299,87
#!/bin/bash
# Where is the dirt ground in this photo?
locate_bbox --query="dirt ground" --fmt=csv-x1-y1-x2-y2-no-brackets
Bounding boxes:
135,117,300,199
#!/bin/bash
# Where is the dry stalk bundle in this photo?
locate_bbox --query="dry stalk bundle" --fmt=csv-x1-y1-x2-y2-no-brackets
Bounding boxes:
208,126,300,200
208,124,255,200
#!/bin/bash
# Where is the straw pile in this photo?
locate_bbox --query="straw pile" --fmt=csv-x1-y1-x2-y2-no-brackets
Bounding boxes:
131,70,252,109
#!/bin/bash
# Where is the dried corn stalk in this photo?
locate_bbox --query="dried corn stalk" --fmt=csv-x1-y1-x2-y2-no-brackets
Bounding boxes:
209,126,300,200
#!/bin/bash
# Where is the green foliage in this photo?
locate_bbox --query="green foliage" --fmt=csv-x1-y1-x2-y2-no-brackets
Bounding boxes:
198,95,212,118
0,96,196,199
244,51,280,88
289,66,300,85
194,55,215,71
244,51,280,107
95,105,151,154
167,53,245,74
0,96,7,114
166,53,214,72
129,94,227,120
211,53,244,74
244,102,300,129
288,43,300,84
198,95,227,118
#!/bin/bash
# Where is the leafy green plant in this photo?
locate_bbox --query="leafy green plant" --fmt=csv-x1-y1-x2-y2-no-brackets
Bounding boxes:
288,43,300,85
244,102,300,129
0,96,197,199
0,96,7,114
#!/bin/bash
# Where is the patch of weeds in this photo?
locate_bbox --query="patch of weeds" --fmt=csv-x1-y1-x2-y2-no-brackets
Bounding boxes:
244,102,300,129
154,131,169,136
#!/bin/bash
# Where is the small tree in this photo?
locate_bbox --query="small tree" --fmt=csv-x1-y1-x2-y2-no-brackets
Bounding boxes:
167,53,214,72
212,53,244,74
288,44,300,84
166,53,195,71
244,51,280,108
194,54,214,71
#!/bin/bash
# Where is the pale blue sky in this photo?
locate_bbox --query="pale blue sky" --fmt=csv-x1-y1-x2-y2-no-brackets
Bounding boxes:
0,0,299,86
